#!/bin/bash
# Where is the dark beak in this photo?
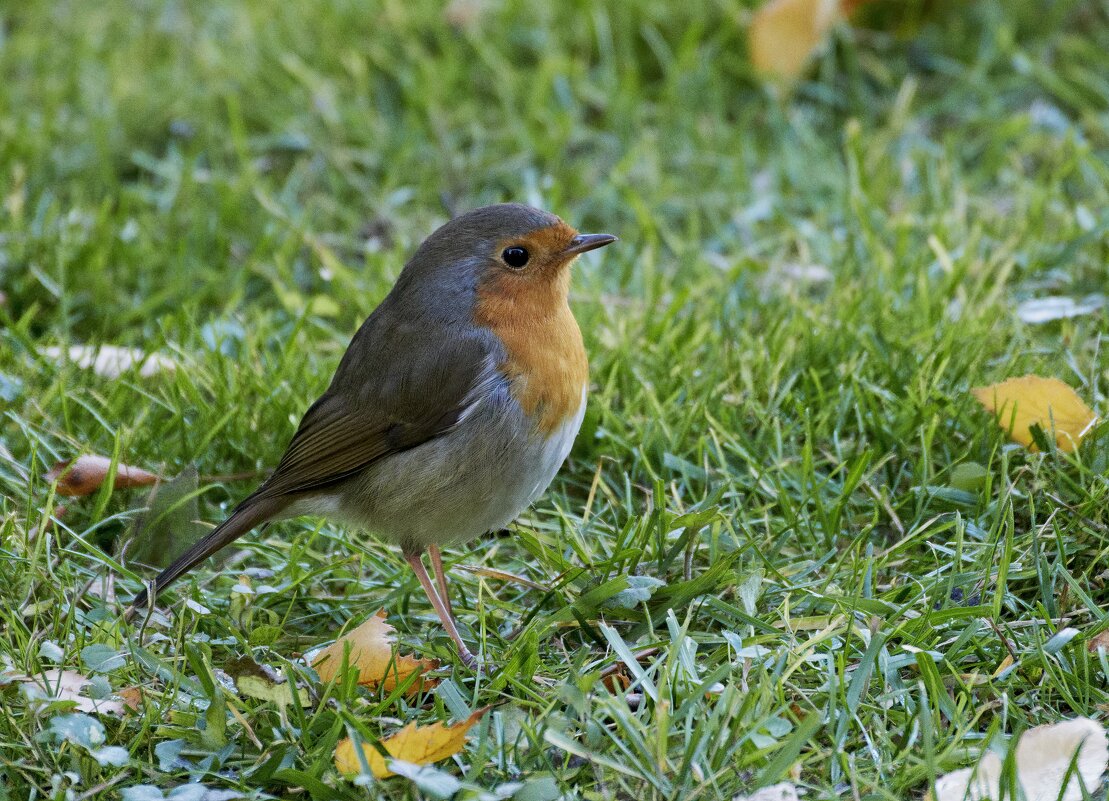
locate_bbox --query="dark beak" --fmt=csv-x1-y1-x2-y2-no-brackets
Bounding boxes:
564,233,618,256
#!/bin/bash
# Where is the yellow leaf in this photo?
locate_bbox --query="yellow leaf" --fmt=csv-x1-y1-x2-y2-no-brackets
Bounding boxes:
312,609,437,695
972,375,1098,453
236,675,311,708
307,294,341,318
991,654,1014,678
334,708,488,779
749,0,842,80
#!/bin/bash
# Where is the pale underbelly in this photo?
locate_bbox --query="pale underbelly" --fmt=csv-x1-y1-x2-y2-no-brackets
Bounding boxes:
287,384,586,553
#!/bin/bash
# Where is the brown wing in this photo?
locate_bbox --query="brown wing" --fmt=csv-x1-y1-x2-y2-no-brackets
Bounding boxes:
249,318,502,501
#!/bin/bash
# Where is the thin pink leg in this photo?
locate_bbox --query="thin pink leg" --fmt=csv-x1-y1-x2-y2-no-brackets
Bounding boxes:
428,544,453,617
404,550,477,669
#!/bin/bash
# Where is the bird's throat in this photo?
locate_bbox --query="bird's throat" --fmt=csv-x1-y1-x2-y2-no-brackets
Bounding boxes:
473,269,588,436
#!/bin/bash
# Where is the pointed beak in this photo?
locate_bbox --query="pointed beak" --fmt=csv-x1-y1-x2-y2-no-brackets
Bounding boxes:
564,233,618,256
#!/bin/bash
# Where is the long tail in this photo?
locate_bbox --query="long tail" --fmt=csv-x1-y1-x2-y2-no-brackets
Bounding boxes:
125,496,285,620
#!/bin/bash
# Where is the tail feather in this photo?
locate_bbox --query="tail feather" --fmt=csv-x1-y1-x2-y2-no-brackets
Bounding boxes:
126,497,284,619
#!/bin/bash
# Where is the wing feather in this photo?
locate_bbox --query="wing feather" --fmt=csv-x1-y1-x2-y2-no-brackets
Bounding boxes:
250,327,501,501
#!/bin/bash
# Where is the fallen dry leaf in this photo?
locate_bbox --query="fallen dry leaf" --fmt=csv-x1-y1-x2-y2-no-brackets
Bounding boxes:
17,669,126,716
598,647,661,695
237,675,311,708
334,708,488,779
1016,295,1105,324
749,0,842,80
226,655,311,708
43,344,177,378
46,455,159,497
933,717,1107,801
735,784,801,801
972,375,1098,453
312,610,437,695
117,686,143,712
601,665,630,693
444,0,487,29
1088,630,1109,653
991,654,1015,678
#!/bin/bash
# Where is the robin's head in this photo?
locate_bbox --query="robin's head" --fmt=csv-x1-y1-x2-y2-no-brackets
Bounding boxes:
384,204,613,432
397,204,616,313
471,204,616,283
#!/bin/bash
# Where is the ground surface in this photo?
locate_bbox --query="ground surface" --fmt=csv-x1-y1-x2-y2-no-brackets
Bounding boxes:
1,1,1108,799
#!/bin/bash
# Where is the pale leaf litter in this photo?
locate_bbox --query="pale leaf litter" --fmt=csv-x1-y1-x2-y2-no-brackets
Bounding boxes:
934,718,1107,801
42,344,177,378
1016,295,1105,324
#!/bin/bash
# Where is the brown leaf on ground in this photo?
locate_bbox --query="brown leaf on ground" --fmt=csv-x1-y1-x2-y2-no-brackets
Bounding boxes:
117,686,144,711
601,666,630,693
312,609,438,695
334,708,488,779
46,455,159,497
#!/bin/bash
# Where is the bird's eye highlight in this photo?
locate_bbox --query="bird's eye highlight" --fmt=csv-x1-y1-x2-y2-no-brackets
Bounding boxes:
502,246,530,268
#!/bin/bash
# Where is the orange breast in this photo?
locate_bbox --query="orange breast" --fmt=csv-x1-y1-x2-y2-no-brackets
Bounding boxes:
474,264,588,436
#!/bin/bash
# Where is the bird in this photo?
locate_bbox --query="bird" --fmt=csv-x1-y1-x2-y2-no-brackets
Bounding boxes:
127,203,617,668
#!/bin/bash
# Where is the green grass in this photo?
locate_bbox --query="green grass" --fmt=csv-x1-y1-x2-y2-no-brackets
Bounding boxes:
2,0,1109,798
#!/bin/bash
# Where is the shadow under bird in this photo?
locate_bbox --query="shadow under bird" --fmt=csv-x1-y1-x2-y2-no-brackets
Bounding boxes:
126,203,617,668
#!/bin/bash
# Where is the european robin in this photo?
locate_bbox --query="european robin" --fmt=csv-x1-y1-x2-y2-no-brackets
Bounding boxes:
127,203,617,668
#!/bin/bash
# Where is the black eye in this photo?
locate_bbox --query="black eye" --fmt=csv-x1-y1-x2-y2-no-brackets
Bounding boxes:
502,246,530,268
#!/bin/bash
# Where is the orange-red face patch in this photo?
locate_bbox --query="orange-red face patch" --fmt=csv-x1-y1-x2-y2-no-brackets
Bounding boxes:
473,222,589,435
494,221,579,276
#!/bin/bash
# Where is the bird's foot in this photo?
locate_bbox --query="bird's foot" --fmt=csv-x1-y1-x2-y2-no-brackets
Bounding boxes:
458,647,481,672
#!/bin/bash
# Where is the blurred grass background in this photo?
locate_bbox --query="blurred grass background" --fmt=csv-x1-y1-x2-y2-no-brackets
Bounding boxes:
4,0,1104,340
1,1,1108,799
